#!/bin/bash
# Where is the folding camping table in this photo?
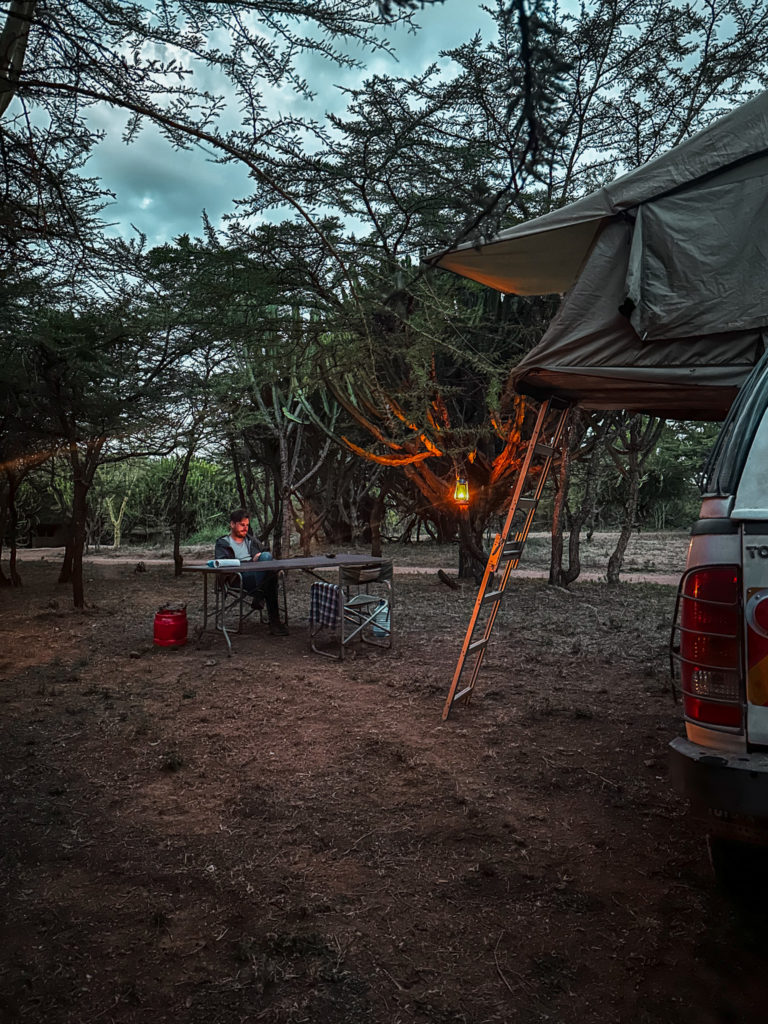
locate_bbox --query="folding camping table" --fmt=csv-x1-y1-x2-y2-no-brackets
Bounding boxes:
183,554,387,656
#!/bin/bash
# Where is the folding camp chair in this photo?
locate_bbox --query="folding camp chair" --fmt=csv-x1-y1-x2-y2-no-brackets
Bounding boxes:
213,569,288,656
309,560,393,660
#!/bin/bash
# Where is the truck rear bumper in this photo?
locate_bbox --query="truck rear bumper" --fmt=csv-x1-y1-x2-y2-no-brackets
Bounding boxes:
670,737,768,817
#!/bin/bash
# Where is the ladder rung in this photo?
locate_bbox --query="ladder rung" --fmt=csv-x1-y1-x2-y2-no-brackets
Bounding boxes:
516,497,537,510
468,637,488,653
481,589,504,605
503,541,523,558
534,442,555,458
451,685,473,704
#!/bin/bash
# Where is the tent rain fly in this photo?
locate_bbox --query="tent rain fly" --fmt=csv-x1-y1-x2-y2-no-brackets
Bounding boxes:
428,91,768,420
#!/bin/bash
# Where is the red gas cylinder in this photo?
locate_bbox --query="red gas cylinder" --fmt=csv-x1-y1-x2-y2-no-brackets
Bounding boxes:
154,603,188,647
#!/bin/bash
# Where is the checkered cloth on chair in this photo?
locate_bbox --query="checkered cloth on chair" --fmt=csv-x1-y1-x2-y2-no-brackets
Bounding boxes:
309,581,340,627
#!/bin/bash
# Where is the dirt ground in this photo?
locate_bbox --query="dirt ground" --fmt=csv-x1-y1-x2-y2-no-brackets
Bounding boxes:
1,533,767,1024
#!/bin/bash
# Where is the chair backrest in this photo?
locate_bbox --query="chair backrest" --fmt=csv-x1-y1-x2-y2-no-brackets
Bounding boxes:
341,561,393,585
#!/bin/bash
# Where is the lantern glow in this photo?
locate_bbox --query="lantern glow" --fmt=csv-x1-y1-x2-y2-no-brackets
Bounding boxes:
453,476,469,505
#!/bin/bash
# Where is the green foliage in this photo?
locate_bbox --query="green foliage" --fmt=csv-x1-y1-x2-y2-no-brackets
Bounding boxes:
103,458,239,542
636,421,721,528
570,419,721,531
16,457,239,546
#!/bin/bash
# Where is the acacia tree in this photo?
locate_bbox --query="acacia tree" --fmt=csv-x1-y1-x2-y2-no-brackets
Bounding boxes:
0,211,103,587
0,0,450,288
220,1,567,571
315,298,539,574
548,410,593,587
229,349,340,558
1,1,574,578
0,4,455,569
211,216,388,553
10,291,193,606
537,0,768,209
137,235,275,572
230,0,768,579
602,415,665,583
141,228,346,557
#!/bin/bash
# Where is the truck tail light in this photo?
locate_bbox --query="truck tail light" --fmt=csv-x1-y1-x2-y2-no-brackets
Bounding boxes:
670,565,743,729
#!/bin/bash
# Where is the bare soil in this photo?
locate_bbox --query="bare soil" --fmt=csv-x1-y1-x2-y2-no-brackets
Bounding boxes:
1,533,767,1024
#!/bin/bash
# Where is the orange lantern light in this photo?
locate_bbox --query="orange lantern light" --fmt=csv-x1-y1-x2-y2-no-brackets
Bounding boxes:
453,476,469,505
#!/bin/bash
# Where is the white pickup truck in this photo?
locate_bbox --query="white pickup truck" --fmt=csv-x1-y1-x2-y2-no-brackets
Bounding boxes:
670,353,768,885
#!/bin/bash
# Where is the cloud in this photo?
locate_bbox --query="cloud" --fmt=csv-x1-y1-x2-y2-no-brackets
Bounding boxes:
89,116,253,244
85,0,496,245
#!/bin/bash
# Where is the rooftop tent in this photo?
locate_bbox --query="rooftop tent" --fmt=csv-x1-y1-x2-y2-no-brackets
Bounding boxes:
428,90,768,420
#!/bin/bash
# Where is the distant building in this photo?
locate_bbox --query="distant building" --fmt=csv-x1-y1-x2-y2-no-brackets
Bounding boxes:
30,515,70,548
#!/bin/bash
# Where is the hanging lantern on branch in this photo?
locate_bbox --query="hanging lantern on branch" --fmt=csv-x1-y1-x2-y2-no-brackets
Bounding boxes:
453,475,469,506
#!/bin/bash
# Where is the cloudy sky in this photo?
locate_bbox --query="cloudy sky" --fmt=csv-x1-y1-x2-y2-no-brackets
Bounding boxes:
87,0,498,245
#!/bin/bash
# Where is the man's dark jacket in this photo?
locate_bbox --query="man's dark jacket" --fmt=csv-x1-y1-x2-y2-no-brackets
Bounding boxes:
214,534,267,561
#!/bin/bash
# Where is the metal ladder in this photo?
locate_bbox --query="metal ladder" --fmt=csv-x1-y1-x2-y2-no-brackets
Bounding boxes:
442,398,570,720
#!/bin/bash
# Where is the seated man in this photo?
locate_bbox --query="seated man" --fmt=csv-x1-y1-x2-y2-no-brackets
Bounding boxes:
214,507,288,636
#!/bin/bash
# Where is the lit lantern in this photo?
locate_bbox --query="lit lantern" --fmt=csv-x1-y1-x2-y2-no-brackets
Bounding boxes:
453,476,469,505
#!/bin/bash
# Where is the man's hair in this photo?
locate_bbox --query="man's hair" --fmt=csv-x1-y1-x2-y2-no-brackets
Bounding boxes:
229,507,249,524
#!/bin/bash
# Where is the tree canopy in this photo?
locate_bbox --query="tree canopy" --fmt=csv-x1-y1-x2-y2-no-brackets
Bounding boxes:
3,0,768,601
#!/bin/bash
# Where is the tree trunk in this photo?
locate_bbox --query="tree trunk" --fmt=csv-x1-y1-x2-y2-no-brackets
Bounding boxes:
172,445,196,577
551,412,608,588
369,493,385,558
549,426,571,587
172,516,184,577
565,437,603,584
605,414,664,584
59,442,103,606
0,475,11,584
280,487,292,558
271,477,283,557
457,512,486,581
106,494,129,550
70,476,89,608
230,443,247,510
276,425,293,558
7,472,22,587
607,453,639,584
298,496,318,555
59,540,74,583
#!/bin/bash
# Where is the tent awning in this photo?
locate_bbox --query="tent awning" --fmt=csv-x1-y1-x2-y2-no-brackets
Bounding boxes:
433,202,609,295
427,91,768,418
429,90,768,294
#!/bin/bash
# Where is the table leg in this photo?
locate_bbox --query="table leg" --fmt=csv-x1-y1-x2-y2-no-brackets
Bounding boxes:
216,573,239,657
340,566,347,661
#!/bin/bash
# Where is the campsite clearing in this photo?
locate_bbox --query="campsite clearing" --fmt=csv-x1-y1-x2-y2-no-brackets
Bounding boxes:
1,535,767,1023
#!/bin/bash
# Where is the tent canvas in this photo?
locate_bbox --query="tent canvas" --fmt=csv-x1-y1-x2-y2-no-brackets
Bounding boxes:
429,91,768,420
